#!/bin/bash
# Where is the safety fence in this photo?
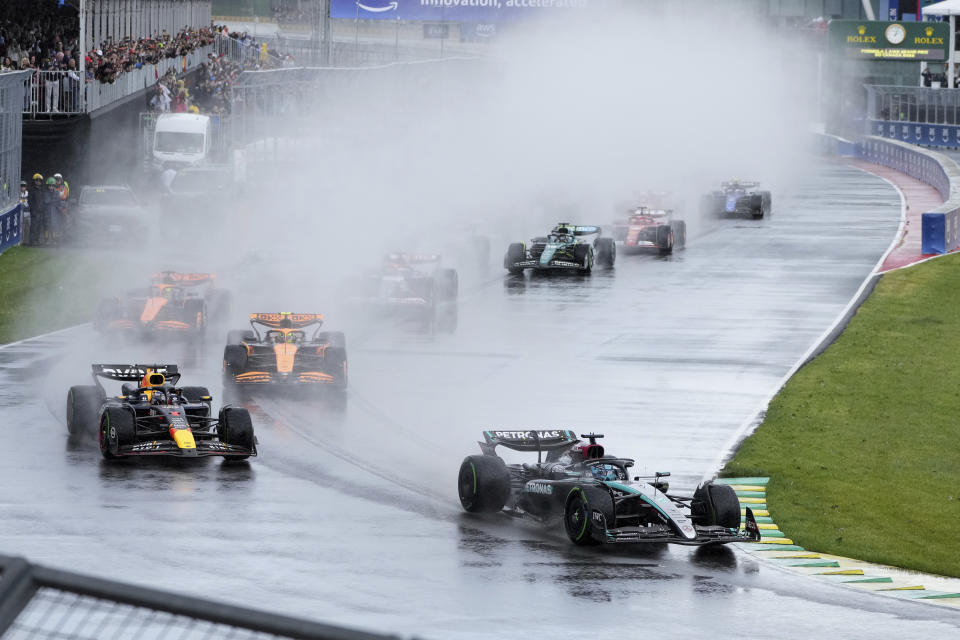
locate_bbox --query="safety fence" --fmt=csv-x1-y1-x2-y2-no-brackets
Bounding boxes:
0,71,25,255
866,85,960,149
19,44,216,118
0,553,405,640
820,131,960,255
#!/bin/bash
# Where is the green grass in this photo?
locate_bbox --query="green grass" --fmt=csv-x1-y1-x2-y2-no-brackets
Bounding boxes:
723,253,960,578
0,247,120,343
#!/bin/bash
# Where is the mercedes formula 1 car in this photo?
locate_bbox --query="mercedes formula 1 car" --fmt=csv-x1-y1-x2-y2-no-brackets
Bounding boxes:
701,180,772,219
611,207,687,255
347,253,458,330
223,313,347,392
94,272,232,337
66,364,256,460
457,431,760,546
504,223,615,275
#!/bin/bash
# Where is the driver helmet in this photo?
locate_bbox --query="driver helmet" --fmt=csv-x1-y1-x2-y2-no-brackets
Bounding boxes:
589,463,620,482
274,332,285,344
285,332,300,344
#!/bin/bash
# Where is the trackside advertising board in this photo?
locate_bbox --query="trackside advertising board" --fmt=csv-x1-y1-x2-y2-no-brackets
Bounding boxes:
0,203,21,253
330,0,588,22
828,20,949,60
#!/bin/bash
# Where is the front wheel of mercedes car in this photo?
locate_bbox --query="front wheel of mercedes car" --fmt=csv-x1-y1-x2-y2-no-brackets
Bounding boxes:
564,486,614,546
692,482,741,529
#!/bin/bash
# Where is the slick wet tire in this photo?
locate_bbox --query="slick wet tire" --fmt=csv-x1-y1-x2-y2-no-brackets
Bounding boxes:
504,242,525,275
692,482,741,529
324,346,348,391
458,455,510,513
223,344,248,371
316,331,347,350
180,386,211,403
670,221,687,248
564,486,615,546
656,226,674,255
574,245,592,274
99,407,135,460
66,385,102,438
438,268,459,301
226,329,256,344
184,299,207,335
595,237,616,268
218,407,254,460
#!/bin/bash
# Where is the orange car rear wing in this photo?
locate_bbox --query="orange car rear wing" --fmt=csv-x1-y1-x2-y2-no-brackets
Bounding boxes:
249,313,324,330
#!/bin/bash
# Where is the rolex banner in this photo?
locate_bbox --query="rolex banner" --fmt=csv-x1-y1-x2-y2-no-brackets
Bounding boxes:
828,20,949,61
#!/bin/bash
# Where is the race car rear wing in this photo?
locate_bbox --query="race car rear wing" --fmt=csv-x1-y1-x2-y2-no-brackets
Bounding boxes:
91,364,182,393
480,429,578,456
249,313,324,341
553,223,602,237
152,271,216,286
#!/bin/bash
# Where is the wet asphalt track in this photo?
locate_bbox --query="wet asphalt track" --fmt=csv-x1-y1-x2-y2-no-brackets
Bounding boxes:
2,160,959,639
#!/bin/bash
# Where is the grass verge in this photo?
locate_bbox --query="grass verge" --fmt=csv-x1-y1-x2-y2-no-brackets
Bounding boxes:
0,246,120,343
723,252,960,578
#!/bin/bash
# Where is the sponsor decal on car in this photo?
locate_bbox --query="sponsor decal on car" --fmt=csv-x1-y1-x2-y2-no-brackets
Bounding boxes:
493,430,563,440
525,482,553,495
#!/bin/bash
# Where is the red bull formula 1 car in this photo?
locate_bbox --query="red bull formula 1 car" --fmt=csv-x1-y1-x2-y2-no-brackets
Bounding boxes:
94,272,232,337
457,431,760,546
66,364,256,460
611,207,687,255
223,313,347,393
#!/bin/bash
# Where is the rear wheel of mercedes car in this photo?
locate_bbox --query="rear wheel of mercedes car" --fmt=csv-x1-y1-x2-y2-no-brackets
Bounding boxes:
656,226,674,255
99,407,135,460
564,486,615,546
504,242,525,275
595,237,616,268
66,385,102,438
692,482,741,529
458,455,510,513
218,407,254,460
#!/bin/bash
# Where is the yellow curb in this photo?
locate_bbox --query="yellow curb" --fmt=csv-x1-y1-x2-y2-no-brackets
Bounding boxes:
818,569,865,576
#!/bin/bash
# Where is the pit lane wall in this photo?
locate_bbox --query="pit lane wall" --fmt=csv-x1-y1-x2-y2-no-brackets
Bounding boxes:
819,133,960,255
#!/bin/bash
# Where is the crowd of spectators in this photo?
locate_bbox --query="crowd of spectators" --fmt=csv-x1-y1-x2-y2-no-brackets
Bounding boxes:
148,52,243,116
0,1,228,90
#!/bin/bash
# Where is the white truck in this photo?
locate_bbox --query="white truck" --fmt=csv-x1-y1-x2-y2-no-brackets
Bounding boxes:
151,113,213,170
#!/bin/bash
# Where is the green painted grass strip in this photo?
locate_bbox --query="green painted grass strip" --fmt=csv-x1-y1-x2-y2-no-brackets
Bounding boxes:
734,491,767,498
760,530,787,538
741,544,805,552
788,561,840,568
843,577,893,583
919,593,960,600
716,477,769,485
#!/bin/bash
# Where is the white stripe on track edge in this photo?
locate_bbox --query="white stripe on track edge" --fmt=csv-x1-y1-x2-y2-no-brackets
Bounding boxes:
0,323,90,350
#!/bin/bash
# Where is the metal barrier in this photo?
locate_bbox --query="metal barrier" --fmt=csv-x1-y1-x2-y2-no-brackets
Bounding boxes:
858,135,960,255
0,553,405,640
0,72,26,252
865,85,960,149
18,45,216,118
